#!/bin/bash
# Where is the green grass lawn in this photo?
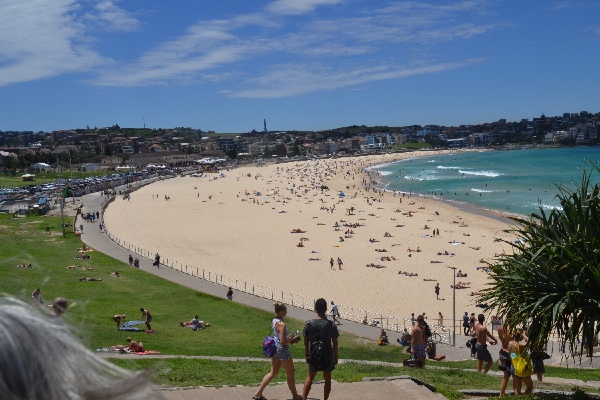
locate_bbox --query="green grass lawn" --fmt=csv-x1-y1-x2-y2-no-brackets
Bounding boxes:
0,213,407,361
1,213,598,399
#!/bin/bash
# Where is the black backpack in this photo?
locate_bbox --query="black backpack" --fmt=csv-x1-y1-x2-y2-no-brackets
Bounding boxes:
308,319,333,370
423,323,432,338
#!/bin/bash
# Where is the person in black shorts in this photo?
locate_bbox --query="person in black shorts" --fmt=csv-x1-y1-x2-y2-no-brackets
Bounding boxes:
497,323,512,396
302,298,339,400
474,314,497,374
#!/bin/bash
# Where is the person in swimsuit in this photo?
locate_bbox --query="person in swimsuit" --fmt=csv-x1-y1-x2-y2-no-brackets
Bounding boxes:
474,313,497,374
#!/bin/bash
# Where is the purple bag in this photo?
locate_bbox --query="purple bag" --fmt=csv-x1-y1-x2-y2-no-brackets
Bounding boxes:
262,335,277,357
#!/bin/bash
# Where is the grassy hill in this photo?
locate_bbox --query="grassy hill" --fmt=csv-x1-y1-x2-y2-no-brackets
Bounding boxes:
2,213,598,399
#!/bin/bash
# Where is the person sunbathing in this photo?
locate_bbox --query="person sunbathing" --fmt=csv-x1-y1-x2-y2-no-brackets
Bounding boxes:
384,232,392,237
78,244,92,252
179,315,209,329
75,252,92,260
296,242,304,247
16,263,33,268
78,277,102,282
67,265,79,269
110,271,122,277
126,337,144,352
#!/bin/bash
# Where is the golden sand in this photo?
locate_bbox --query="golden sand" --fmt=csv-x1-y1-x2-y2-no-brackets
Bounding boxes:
103,151,515,330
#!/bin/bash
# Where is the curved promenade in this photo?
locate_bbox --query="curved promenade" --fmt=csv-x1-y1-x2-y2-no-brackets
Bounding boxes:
78,182,600,399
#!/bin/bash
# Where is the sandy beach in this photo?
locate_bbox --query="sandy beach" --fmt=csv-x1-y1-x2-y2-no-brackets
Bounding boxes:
103,151,516,330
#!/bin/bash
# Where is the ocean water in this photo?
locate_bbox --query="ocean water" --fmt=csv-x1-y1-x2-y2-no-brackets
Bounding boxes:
369,147,600,216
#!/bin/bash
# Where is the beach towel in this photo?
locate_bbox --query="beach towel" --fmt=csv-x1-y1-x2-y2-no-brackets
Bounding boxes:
121,320,145,328
118,320,145,331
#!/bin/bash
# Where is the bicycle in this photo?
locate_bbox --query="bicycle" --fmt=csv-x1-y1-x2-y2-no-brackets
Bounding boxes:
431,325,450,344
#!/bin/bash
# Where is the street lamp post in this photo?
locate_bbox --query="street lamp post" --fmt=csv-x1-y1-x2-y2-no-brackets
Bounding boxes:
453,270,456,347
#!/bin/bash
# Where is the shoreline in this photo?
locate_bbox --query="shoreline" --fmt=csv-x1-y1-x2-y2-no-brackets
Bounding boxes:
103,151,516,328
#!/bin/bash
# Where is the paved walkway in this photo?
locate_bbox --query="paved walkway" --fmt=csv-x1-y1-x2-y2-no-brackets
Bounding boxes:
77,187,599,399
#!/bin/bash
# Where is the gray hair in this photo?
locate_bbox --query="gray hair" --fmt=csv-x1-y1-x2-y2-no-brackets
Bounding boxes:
0,296,164,400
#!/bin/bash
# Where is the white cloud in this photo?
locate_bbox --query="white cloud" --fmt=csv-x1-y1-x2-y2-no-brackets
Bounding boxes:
90,0,497,96
224,59,484,98
0,0,103,87
85,0,141,32
265,0,346,16
91,16,278,86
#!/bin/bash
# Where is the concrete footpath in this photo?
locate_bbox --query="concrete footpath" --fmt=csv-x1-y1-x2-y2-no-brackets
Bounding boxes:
77,189,600,400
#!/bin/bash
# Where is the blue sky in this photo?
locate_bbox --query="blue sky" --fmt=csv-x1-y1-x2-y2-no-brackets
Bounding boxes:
1,0,599,133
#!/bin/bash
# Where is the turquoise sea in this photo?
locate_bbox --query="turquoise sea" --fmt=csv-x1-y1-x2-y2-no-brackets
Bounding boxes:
368,147,600,216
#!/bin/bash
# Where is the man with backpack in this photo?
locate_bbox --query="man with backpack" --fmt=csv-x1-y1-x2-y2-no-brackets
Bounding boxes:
302,298,339,400
411,315,427,367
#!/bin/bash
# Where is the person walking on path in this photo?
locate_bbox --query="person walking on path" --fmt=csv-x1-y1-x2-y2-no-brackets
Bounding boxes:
329,258,334,270
128,254,133,266
497,323,512,397
463,312,470,335
435,283,440,300
254,302,302,400
302,298,339,400
79,224,84,234
474,313,497,374
509,329,534,395
330,301,340,325
336,257,343,270
140,308,152,331
154,253,160,268
226,287,233,300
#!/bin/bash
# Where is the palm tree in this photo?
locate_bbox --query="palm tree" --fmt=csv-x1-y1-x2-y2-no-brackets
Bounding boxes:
480,162,600,357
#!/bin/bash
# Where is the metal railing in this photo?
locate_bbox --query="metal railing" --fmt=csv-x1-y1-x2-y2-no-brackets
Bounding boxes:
96,179,467,343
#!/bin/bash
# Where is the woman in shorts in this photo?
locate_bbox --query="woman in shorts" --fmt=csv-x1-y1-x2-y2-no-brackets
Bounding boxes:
254,302,301,400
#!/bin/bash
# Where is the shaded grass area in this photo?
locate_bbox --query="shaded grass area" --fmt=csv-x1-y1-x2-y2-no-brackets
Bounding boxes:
2,213,598,399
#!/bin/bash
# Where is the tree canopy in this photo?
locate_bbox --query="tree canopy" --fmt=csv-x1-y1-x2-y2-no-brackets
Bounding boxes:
480,161,600,357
